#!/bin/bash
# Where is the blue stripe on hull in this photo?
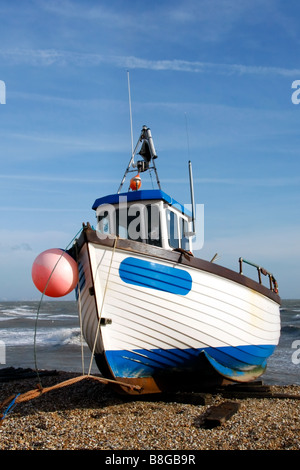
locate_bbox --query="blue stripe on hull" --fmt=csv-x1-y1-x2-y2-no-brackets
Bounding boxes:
102,344,276,379
205,344,276,367
119,257,192,295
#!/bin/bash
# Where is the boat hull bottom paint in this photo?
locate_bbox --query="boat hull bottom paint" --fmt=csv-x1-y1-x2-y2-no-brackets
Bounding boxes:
94,347,271,395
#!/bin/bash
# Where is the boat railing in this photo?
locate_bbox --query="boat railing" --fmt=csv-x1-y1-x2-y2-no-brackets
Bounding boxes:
239,257,278,293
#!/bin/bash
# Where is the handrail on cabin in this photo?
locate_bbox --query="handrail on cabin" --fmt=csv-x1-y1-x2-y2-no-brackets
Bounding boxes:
239,257,279,294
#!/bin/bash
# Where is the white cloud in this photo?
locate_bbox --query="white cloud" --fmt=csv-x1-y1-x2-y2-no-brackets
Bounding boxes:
1,48,300,77
11,243,32,251
0,229,74,252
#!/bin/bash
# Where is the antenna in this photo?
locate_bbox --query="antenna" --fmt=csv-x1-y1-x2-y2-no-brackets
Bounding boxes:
188,160,196,235
185,113,190,159
185,114,196,235
127,71,134,158
117,73,162,193
117,72,136,193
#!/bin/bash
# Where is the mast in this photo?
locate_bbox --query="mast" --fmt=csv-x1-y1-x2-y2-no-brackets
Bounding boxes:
118,126,161,193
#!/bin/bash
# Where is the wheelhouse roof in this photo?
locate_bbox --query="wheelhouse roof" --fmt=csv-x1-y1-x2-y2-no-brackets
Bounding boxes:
92,189,192,217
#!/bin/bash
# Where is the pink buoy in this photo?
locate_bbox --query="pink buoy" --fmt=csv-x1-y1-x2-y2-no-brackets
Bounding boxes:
32,248,79,297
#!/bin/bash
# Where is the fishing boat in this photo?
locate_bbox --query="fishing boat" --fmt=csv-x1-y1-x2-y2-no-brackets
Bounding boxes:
70,125,281,394
32,125,281,395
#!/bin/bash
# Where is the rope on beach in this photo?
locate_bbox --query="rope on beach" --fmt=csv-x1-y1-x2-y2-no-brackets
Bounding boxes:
0,374,141,423
0,393,20,422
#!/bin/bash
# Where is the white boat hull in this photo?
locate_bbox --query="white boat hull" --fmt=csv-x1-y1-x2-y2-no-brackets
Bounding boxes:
74,227,281,394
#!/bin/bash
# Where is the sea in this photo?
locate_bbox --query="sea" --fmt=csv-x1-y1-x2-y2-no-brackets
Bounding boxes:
0,299,300,385
0,300,99,376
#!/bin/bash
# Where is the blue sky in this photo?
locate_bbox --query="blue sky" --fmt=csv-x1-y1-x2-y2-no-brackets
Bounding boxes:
0,0,300,300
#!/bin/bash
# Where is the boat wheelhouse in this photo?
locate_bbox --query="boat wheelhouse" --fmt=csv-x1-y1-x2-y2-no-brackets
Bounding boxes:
93,189,193,253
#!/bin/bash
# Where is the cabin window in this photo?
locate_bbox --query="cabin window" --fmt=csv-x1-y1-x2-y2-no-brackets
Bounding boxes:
167,209,179,249
96,203,162,248
146,204,161,247
128,205,146,242
116,207,145,242
116,204,162,246
167,209,191,251
97,210,111,236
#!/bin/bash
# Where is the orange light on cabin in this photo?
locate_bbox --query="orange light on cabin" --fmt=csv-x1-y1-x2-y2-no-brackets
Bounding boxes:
130,174,141,191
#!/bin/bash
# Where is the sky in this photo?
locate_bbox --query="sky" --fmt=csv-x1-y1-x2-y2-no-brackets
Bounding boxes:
0,0,300,300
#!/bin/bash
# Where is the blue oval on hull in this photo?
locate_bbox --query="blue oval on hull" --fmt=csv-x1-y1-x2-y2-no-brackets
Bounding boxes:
119,257,192,295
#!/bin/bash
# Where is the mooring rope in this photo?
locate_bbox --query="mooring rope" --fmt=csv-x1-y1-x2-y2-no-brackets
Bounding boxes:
0,233,141,423
74,241,85,375
87,236,118,376
33,227,83,387
0,374,141,423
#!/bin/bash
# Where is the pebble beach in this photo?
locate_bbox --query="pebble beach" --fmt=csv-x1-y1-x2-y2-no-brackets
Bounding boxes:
1,370,300,452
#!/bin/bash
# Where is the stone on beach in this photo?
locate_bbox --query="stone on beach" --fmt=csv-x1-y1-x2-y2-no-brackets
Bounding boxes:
1,371,300,451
